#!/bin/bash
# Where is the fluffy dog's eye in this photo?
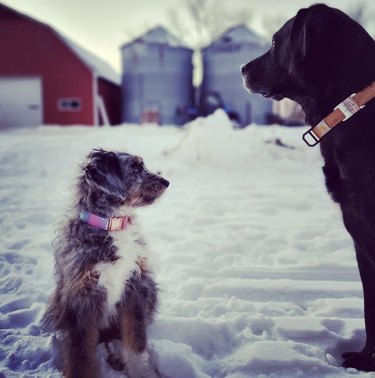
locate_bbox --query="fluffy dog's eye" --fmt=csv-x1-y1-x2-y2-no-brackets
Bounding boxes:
272,38,276,48
132,163,142,173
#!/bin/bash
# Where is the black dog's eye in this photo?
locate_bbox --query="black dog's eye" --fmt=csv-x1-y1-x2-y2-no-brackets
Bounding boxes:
272,38,276,48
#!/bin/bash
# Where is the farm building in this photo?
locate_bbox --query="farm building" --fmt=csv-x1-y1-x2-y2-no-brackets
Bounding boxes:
201,25,272,126
0,3,121,128
121,26,194,125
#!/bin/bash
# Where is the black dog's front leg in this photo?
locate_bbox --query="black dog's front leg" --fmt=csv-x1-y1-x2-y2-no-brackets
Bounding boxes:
342,248,375,371
322,163,342,203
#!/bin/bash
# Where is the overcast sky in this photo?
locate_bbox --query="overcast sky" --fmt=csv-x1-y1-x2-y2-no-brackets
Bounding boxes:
3,0,375,73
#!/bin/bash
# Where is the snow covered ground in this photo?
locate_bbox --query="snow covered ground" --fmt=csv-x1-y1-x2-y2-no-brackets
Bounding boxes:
0,110,372,377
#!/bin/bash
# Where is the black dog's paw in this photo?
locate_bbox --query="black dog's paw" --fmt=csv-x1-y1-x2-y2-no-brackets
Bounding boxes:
342,350,375,371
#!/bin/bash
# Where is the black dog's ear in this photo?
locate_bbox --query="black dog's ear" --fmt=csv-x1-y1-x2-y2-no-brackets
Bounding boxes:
289,5,329,74
289,9,312,73
289,4,332,72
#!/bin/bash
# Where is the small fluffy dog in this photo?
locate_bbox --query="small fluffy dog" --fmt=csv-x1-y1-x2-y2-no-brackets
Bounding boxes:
43,148,169,378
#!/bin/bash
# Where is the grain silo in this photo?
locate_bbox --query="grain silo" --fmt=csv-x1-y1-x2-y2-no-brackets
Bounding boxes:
121,26,194,125
201,25,272,126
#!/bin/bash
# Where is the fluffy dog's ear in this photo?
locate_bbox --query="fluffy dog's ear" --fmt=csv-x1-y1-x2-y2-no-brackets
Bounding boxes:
84,149,124,200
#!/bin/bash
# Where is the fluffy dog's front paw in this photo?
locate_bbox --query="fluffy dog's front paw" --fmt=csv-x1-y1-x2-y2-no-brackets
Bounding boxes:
107,352,125,371
105,341,125,371
124,349,160,378
342,349,375,371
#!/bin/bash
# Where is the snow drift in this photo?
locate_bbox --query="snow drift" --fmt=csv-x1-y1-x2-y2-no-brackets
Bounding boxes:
0,112,369,377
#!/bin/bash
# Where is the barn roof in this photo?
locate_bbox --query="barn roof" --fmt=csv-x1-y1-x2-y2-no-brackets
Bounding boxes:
206,24,269,49
60,34,120,85
121,26,192,50
0,3,120,85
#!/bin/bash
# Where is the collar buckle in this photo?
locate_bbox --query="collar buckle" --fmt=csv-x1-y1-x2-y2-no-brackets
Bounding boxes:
108,216,125,231
79,209,132,232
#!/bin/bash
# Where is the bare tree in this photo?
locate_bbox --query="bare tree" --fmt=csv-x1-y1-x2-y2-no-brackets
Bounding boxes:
261,3,375,40
347,1,375,37
261,14,287,40
168,0,253,50
167,0,253,86
348,2,369,25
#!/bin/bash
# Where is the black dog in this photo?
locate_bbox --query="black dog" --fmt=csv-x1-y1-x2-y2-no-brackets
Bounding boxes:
241,3,375,372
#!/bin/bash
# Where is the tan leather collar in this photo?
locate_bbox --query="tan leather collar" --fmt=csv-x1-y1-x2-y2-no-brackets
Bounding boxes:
303,81,375,146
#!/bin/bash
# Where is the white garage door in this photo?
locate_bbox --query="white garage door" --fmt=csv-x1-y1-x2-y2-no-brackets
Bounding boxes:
0,77,43,128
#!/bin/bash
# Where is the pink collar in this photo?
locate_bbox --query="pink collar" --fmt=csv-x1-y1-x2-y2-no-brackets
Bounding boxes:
79,210,133,231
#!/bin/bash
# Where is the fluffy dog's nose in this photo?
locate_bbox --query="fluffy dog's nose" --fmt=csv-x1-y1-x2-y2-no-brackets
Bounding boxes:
160,178,169,188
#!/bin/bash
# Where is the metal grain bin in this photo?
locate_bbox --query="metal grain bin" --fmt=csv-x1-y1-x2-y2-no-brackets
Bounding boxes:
201,25,272,126
121,26,194,125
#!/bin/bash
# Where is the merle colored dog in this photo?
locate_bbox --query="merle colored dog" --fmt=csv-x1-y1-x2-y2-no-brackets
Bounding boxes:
43,149,169,378
242,3,375,372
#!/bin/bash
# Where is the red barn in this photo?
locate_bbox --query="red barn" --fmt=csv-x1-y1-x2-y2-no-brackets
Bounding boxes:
0,3,121,128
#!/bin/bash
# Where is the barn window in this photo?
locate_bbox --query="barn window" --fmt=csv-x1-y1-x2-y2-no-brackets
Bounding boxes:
57,98,82,112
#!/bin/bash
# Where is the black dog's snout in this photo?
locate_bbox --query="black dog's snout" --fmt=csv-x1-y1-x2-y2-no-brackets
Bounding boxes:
241,62,250,73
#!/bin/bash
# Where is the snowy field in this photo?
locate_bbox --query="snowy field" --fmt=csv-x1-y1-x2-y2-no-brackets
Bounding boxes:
0,110,372,377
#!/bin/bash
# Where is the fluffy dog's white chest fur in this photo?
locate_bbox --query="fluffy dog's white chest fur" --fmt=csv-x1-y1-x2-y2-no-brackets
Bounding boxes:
96,223,146,316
